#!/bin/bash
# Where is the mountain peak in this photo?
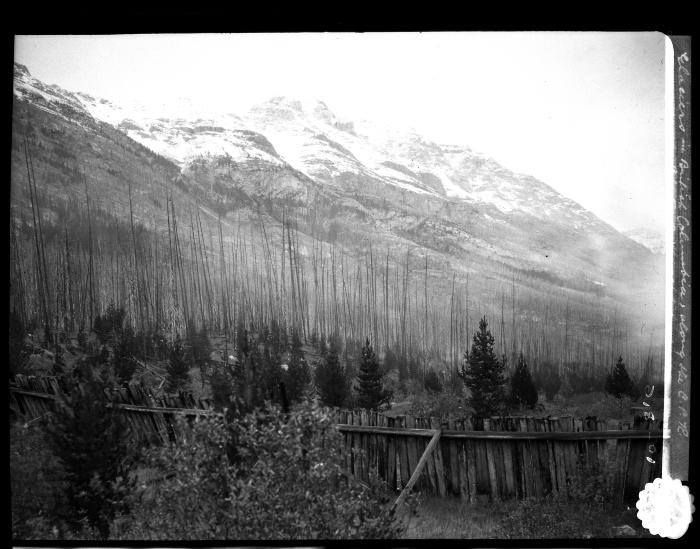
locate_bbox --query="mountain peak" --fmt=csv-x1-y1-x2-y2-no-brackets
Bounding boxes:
251,96,337,118
14,62,31,80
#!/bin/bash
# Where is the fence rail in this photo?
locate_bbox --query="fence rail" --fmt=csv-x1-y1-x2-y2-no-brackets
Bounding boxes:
10,374,662,502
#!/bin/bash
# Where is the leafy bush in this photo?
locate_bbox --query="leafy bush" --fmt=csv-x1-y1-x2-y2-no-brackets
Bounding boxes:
11,423,67,539
409,390,468,418
423,369,443,394
209,366,236,411
114,402,408,539
43,370,136,538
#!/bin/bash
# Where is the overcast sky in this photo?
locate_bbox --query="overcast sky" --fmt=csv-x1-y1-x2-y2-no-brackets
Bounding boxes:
14,32,669,234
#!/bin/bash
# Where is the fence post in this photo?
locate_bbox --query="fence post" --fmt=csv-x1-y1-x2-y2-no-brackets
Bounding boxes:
392,428,441,511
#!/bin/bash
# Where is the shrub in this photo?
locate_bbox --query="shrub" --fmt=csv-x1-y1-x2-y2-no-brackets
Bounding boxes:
114,402,409,539
423,369,443,394
11,423,67,539
409,390,468,418
43,371,135,538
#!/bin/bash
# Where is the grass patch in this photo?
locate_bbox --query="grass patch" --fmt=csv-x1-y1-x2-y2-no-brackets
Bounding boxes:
402,493,654,539
402,496,503,538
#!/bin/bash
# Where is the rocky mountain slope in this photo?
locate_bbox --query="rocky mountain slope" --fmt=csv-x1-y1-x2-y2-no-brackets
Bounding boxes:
11,62,665,337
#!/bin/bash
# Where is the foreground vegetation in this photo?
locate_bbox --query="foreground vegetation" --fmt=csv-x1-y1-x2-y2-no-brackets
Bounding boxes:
10,303,660,540
12,398,410,540
12,407,653,540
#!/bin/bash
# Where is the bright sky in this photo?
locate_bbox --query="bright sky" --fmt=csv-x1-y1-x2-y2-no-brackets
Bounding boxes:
14,32,668,234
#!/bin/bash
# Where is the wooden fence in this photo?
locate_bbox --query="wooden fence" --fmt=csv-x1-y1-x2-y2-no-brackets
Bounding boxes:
9,374,217,443
10,375,662,503
335,410,663,503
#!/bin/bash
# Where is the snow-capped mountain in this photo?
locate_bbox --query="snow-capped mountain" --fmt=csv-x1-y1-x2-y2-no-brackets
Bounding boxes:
11,63,621,231
11,62,665,324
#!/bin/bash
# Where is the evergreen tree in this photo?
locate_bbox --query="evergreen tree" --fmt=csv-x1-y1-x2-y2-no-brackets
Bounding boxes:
284,329,311,403
605,356,635,399
76,324,88,351
190,325,212,369
113,326,138,384
314,344,350,408
356,338,392,411
166,336,190,393
424,369,443,394
93,302,126,345
509,353,538,409
44,370,134,538
459,317,507,417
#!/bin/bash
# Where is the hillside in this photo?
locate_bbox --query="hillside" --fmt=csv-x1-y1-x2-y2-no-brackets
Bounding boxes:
10,62,665,377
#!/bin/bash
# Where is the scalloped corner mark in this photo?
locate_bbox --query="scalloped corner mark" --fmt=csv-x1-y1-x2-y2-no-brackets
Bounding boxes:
636,477,695,539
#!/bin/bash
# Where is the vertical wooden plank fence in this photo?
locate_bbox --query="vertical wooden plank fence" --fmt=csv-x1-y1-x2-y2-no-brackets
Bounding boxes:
10,375,663,503
334,409,663,503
